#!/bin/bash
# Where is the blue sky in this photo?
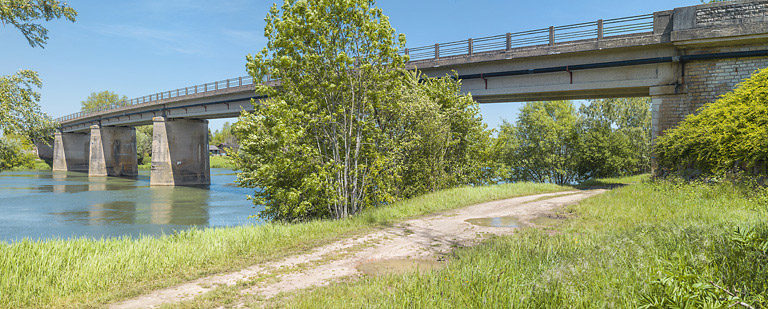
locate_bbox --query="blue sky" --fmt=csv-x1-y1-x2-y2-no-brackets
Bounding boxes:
0,0,700,131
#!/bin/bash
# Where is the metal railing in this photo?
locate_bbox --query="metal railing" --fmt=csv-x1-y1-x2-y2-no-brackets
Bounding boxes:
55,75,258,123
56,13,654,124
400,14,654,61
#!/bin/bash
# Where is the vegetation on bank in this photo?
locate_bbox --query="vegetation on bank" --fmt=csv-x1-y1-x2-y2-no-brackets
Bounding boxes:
275,180,768,308
0,182,567,308
656,66,768,178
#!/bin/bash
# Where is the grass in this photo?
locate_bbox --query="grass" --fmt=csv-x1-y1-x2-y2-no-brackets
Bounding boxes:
136,155,235,170
0,182,567,308
273,180,768,308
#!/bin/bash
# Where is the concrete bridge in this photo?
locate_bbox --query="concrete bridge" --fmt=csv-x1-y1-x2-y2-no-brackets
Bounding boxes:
47,0,768,185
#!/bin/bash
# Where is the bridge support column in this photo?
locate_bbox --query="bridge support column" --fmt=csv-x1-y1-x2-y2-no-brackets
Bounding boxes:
89,125,138,177
150,117,210,186
52,131,90,172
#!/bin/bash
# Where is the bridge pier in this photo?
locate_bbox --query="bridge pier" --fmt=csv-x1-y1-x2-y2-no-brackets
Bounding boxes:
52,131,90,172
89,125,138,177
150,117,210,186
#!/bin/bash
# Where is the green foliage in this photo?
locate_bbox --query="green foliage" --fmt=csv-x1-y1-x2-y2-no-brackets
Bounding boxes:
502,100,581,185
0,0,77,48
498,98,651,184
655,66,768,178
0,136,37,170
80,90,129,112
578,97,652,178
0,70,56,143
235,0,493,221
211,122,238,148
135,125,152,165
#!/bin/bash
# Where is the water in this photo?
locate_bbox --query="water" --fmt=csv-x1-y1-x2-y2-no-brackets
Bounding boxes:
0,169,262,242
465,216,523,228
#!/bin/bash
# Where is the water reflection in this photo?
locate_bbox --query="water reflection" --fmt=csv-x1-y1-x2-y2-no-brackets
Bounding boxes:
0,169,261,242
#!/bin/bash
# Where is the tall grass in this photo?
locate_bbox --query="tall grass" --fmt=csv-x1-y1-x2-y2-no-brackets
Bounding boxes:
278,181,768,308
0,182,567,307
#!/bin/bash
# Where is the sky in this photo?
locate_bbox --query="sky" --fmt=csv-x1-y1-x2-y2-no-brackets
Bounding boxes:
0,0,702,132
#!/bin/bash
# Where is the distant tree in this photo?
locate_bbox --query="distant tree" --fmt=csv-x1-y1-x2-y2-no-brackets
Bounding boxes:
0,0,77,48
80,90,128,112
577,98,652,178
211,121,238,150
135,125,152,165
503,101,581,185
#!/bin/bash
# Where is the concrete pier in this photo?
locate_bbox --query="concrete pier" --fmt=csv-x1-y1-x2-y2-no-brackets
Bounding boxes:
52,131,90,172
150,117,210,186
89,125,138,177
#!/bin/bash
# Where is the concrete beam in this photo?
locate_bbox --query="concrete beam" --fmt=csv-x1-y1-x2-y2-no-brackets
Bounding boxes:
89,125,138,177
150,117,210,186
52,131,90,172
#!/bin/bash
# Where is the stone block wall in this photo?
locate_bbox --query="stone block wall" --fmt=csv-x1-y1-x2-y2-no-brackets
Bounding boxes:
696,1,768,27
654,44,768,137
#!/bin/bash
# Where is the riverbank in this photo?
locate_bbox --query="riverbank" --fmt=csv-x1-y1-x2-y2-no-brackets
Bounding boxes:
272,179,768,307
0,182,567,307
136,155,235,170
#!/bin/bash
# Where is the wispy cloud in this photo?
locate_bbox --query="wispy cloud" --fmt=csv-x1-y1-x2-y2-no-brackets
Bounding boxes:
93,24,213,56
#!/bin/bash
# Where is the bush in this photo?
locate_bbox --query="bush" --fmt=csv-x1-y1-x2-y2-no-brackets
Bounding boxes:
655,66,768,178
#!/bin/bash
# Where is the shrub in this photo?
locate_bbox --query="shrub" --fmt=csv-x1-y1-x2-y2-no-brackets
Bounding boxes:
655,66,768,178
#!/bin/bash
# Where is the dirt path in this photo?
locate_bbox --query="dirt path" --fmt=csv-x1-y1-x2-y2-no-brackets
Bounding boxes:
111,189,604,308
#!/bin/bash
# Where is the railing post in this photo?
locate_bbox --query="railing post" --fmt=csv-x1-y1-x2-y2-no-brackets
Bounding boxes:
227,79,230,88
468,38,473,56
195,85,198,94
506,32,511,51
597,19,604,40
186,87,189,96
239,76,242,86
204,84,207,92
434,43,439,59
167,90,171,99
215,82,218,91
404,48,409,56
549,26,555,46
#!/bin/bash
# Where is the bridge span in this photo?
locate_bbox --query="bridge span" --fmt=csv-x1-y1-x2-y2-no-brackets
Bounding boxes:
47,0,768,185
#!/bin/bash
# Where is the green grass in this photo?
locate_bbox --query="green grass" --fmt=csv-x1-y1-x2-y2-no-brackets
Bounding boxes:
136,156,235,170
275,180,768,308
0,182,567,308
209,155,235,169
575,173,649,189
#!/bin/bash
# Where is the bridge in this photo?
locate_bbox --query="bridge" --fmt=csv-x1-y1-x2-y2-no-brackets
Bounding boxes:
45,0,768,185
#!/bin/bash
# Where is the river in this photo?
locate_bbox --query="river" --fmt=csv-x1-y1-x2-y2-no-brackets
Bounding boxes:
0,168,262,242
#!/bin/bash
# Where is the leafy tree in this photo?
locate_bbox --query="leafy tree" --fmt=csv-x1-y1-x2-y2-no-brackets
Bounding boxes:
577,98,651,178
80,90,128,112
235,0,493,221
211,121,238,148
503,100,581,185
236,0,407,220
389,72,498,198
135,125,152,165
655,66,768,178
0,0,77,48
0,70,55,142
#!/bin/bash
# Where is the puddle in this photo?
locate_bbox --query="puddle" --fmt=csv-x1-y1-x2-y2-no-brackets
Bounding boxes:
357,259,444,276
465,216,523,228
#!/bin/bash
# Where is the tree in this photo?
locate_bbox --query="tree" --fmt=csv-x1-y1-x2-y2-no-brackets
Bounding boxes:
577,98,651,178
80,90,128,112
235,0,493,221
0,0,77,48
236,0,407,221
0,70,55,141
136,125,152,165
506,100,581,185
